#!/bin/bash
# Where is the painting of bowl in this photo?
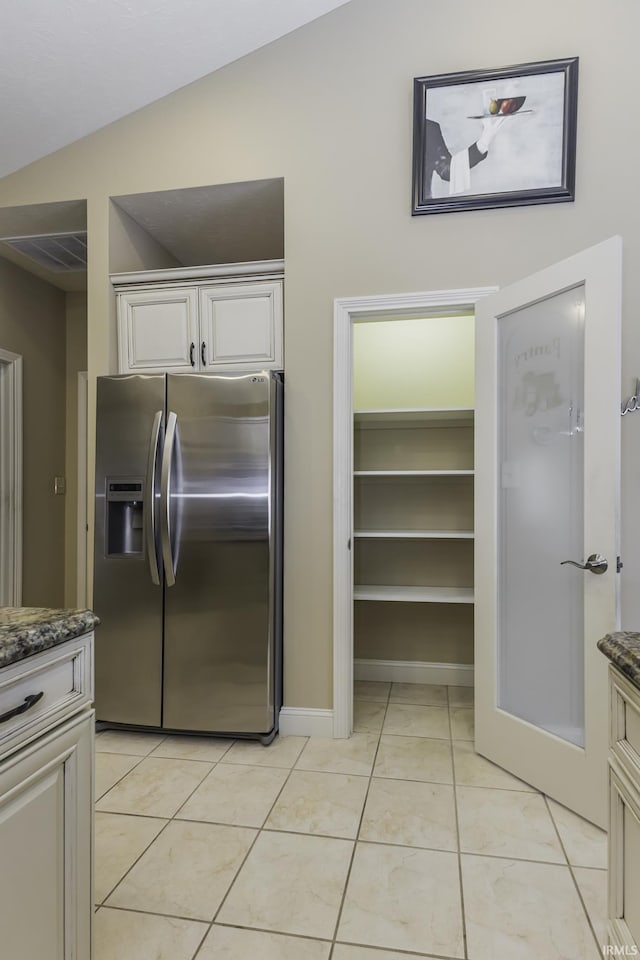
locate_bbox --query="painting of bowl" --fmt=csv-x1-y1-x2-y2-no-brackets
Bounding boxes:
495,95,526,115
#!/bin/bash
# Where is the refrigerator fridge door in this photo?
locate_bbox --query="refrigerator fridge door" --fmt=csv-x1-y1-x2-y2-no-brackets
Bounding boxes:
162,371,281,734
94,374,165,725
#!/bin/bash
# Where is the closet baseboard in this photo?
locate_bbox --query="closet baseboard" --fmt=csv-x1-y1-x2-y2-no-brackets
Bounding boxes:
354,658,473,687
278,707,334,737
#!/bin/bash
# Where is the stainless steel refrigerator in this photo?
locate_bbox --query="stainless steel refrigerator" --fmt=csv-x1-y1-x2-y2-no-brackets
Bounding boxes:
93,370,283,743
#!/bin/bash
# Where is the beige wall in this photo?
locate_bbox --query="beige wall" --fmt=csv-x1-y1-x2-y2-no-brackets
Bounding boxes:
0,258,67,607
0,0,638,708
354,315,474,410
64,292,87,607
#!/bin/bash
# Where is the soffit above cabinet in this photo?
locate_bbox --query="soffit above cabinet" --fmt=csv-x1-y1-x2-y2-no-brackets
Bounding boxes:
111,179,284,268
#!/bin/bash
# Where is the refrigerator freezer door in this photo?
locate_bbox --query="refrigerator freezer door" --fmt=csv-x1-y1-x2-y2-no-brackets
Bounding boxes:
163,372,278,734
94,374,165,725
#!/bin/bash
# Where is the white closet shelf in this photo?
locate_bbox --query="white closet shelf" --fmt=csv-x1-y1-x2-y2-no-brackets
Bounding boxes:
354,585,474,603
354,529,474,540
354,407,474,424
354,469,474,477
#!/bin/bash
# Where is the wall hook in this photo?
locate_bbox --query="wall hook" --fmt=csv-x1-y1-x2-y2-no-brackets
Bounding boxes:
621,378,640,416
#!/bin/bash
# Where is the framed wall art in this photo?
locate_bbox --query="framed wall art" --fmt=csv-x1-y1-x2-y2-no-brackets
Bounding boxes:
412,57,578,215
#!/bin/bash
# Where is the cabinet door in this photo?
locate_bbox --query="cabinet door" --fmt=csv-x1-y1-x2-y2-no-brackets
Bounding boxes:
0,710,93,960
118,287,199,373
609,759,640,951
199,281,283,370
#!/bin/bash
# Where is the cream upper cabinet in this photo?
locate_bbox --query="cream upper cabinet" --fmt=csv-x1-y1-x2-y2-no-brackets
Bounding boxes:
198,281,283,370
114,264,284,374
118,287,199,373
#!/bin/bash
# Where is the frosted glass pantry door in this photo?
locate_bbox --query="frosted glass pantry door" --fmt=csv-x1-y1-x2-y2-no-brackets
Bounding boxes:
475,237,621,828
499,287,585,746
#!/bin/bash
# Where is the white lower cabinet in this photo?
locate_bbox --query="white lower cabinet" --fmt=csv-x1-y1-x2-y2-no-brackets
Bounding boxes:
607,665,640,951
0,709,93,960
0,631,94,960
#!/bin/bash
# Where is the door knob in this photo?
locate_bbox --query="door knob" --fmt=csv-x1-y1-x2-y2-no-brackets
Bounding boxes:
560,553,608,574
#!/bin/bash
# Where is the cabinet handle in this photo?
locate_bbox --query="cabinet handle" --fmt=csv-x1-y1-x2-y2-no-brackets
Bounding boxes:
189,342,195,367
144,410,163,586
201,341,206,366
0,691,44,725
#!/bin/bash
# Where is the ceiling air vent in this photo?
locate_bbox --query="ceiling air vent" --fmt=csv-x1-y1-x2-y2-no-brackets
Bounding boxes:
1,231,87,272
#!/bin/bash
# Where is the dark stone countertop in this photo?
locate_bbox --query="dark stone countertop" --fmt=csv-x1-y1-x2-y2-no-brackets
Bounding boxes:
597,631,640,691
0,607,99,670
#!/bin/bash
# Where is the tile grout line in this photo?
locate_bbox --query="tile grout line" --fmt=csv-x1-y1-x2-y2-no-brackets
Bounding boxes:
326,682,392,960
542,794,606,957
96,739,229,909
101,904,456,960
96,816,172,908
188,735,311,960
448,686,470,960
94,751,148,802
99,802,602,871
95,733,173,907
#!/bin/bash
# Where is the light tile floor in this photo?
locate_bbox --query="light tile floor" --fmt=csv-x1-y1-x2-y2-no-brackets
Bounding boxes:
94,682,607,960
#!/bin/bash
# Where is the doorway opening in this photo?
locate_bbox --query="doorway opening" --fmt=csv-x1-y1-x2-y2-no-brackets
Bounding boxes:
0,199,88,609
0,347,22,606
332,287,496,738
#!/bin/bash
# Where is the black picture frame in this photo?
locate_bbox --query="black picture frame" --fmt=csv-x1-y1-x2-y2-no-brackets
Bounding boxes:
412,57,578,215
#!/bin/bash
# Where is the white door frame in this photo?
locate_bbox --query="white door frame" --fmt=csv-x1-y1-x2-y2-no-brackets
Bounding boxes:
333,286,497,738
76,371,88,608
0,348,23,606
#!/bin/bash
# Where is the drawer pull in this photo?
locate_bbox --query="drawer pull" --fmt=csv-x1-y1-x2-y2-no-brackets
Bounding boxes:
0,691,44,724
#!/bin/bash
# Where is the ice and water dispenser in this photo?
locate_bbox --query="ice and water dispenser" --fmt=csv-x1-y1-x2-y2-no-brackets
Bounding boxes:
106,478,145,557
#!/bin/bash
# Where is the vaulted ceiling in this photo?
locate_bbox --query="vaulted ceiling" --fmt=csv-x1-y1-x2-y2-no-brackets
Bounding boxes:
0,0,351,178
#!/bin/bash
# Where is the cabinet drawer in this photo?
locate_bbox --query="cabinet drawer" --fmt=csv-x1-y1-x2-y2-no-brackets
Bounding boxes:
0,633,93,762
610,666,640,780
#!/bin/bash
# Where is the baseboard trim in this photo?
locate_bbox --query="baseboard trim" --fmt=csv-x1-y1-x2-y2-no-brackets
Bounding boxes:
354,658,474,687
279,707,334,737
607,917,636,952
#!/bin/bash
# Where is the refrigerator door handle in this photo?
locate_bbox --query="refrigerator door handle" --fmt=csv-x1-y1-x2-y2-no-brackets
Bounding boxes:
161,411,178,587
144,410,163,585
